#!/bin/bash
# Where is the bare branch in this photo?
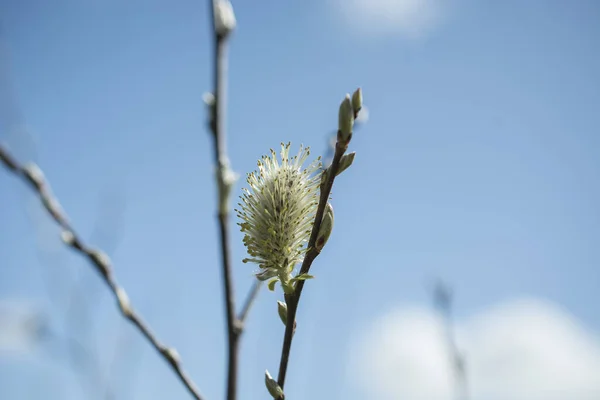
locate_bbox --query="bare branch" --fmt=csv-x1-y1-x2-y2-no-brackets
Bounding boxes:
433,280,469,400
0,144,206,400
238,281,262,326
206,1,265,399
207,1,241,399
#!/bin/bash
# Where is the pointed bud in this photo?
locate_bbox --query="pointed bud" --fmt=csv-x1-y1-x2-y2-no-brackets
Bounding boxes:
202,92,215,107
351,88,363,117
336,152,356,177
277,301,288,326
163,347,181,364
23,162,45,188
316,203,334,252
89,250,112,276
61,230,75,246
213,0,236,37
217,161,239,216
116,287,132,318
277,300,296,337
265,370,285,399
338,94,354,142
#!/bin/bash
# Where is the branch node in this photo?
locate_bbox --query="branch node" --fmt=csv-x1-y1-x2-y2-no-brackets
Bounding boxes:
162,347,181,366
89,249,112,277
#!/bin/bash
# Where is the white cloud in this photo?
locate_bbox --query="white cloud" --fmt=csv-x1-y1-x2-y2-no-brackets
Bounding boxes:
348,298,600,400
332,0,445,39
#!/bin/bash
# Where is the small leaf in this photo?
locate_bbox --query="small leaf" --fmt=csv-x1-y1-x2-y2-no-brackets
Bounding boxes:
291,274,315,283
336,152,356,176
256,268,278,281
267,279,278,291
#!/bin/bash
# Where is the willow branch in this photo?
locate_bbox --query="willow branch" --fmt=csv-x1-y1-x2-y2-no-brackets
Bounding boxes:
276,136,349,393
207,2,244,399
0,144,206,400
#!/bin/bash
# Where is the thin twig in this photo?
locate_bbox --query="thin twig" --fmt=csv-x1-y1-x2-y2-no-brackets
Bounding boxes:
104,321,144,400
434,282,468,400
1,32,116,400
207,2,241,399
276,136,349,392
42,328,114,400
0,144,206,400
238,281,262,325
64,192,125,400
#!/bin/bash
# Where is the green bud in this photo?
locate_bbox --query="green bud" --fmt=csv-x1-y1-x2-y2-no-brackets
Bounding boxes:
338,94,354,142
351,88,362,116
277,301,288,326
213,0,237,37
315,203,334,252
336,152,356,177
265,370,285,399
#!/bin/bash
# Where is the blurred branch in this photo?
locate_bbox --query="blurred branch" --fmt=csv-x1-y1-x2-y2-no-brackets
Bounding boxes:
0,144,206,400
238,282,261,325
433,280,468,400
62,188,127,400
206,1,262,400
104,321,144,400
41,327,115,400
1,31,116,400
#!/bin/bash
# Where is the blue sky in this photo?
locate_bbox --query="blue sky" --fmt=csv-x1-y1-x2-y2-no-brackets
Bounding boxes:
1,1,599,399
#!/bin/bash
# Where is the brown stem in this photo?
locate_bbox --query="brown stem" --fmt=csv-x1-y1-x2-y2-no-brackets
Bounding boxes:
276,139,348,392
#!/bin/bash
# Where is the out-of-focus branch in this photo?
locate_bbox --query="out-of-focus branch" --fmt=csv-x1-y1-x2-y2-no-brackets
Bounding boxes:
238,281,261,325
1,31,117,400
433,281,468,400
62,188,127,400
104,320,144,400
0,144,206,400
40,327,114,400
206,2,262,399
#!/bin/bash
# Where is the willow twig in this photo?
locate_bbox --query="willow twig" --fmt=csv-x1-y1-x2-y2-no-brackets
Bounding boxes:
276,136,349,393
0,144,206,400
207,2,244,399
